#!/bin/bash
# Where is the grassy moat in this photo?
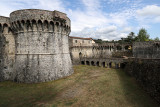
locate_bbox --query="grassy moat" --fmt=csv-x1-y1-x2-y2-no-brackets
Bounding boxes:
0,65,159,107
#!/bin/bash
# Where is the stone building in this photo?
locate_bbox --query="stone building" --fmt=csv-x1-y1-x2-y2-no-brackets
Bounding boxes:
69,36,95,47
69,36,98,64
0,9,73,83
69,36,132,65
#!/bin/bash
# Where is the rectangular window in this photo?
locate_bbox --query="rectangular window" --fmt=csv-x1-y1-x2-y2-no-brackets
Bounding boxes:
75,40,77,43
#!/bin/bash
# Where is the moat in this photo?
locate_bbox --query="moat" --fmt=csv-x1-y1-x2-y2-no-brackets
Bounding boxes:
0,65,159,107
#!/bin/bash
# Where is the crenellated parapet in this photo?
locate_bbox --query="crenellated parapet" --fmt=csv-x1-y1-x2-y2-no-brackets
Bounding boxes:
10,9,70,35
0,9,73,83
0,16,12,34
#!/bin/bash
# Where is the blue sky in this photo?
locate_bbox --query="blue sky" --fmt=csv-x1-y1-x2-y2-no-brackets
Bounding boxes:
0,0,160,40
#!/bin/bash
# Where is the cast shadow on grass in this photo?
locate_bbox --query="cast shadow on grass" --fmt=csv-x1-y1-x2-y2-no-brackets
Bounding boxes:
115,69,159,107
0,81,61,107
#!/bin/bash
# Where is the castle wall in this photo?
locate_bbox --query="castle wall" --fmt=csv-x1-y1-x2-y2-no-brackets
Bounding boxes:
133,42,160,59
125,58,160,103
0,9,73,83
70,46,114,65
9,9,73,83
0,16,15,81
70,47,93,64
69,38,132,65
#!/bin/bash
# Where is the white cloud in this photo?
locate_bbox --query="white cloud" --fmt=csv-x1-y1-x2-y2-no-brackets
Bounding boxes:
0,0,145,40
67,0,110,32
0,2,15,17
155,16,160,22
0,0,66,17
137,5,160,16
71,26,128,40
121,27,132,33
96,26,117,34
82,0,101,10
69,0,137,40
36,0,65,12
108,0,130,4
136,5,160,23
68,9,109,32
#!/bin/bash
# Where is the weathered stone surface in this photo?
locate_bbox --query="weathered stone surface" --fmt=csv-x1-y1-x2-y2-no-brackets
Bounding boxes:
0,9,73,83
0,16,15,81
69,37,132,65
125,58,160,103
133,41,160,59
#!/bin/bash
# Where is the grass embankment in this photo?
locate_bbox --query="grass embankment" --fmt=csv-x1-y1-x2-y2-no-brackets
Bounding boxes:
0,65,159,107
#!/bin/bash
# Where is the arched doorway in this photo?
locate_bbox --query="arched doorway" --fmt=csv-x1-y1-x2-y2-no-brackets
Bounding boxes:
86,61,90,65
91,61,95,66
109,62,112,68
120,63,126,69
79,52,82,59
116,46,122,50
102,62,105,67
96,61,100,67
125,45,129,50
81,61,85,65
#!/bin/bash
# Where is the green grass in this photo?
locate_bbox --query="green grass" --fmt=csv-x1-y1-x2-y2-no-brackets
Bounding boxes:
0,65,159,107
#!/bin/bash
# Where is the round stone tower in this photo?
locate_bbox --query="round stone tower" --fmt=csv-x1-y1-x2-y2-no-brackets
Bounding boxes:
0,16,15,81
10,9,73,83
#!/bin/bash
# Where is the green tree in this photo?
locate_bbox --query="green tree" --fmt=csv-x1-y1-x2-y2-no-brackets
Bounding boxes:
136,28,150,41
118,32,136,43
154,37,159,41
126,32,136,43
94,39,103,44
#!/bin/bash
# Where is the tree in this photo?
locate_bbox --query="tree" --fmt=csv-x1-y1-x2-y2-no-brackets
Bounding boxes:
154,37,159,41
118,32,136,43
126,32,136,43
136,28,150,41
94,39,103,44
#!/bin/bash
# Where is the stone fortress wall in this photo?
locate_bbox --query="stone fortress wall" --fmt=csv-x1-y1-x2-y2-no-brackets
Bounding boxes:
0,9,73,83
69,36,132,65
125,58,160,103
133,41,160,59
0,16,15,81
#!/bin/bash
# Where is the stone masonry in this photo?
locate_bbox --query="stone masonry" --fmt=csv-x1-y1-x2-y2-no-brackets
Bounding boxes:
0,9,73,83
133,41,160,59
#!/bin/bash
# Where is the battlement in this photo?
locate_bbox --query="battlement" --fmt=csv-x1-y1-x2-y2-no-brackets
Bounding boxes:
10,9,70,33
0,16,11,34
0,9,73,83
0,16,10,24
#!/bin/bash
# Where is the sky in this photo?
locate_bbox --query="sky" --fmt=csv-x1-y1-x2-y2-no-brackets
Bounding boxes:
0,0,160,40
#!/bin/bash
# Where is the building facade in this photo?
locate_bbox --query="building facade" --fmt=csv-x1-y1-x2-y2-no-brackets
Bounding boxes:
69,36,132,65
